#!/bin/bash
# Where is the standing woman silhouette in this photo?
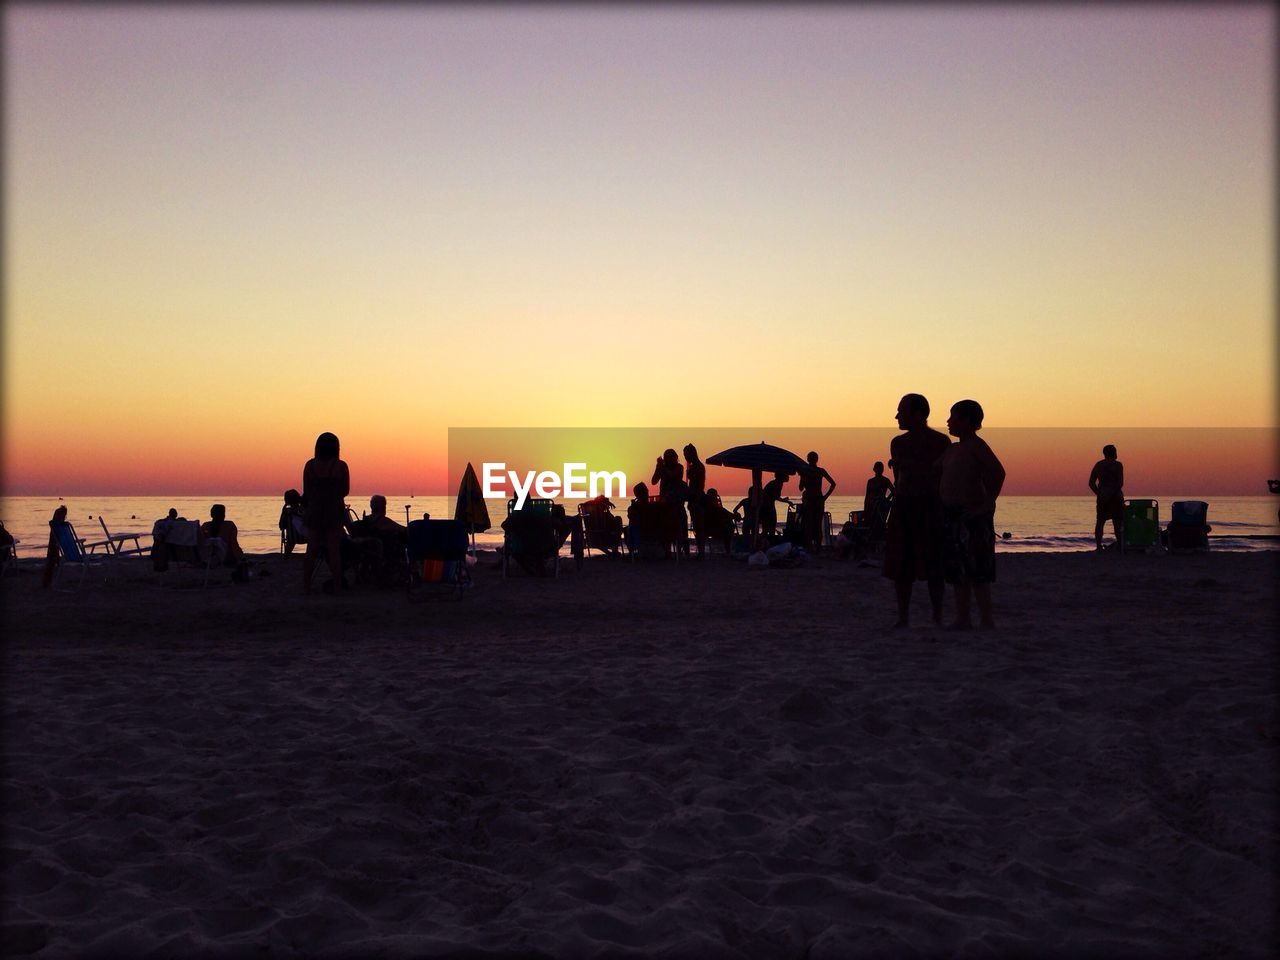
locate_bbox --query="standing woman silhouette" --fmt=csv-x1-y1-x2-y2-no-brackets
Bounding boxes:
302,432,350,594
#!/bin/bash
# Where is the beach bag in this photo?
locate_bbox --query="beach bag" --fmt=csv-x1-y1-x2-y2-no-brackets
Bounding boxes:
747,550,769,568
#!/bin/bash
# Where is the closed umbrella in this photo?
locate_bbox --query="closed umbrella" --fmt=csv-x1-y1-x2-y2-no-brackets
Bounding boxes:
706,442,807,544
454,462,491,557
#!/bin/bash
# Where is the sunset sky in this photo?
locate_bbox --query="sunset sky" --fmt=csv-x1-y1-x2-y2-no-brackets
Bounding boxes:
3,5,1274,495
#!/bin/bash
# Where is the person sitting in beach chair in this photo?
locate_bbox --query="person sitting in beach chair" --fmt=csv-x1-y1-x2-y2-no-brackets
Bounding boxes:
279,489,307,555
0,521,17,576
501,498,561,577
578,495,624,559
698,489,736,556
200,504,248,580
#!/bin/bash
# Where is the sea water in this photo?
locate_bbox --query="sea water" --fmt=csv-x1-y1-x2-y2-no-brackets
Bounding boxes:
2,495,1276,559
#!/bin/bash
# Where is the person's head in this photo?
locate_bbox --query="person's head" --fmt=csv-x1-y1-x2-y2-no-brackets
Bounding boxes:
946,399,985,437
683,443,699,462
896,393,930,430
284,488,301,507
807,451,819,466
51,505,68,524
706,487,720,503
663,448,678,465
872,461,884,476
370,494,387,517
633,481,649,500
210,504,226,522
314,432,340,460
774,470,788,483
1103,444,1117,460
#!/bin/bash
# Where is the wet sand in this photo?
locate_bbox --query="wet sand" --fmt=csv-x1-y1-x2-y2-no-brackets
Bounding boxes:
2,550,1276,958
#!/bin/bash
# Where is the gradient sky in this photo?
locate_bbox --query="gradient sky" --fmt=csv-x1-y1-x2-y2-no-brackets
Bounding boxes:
3,5,1274,494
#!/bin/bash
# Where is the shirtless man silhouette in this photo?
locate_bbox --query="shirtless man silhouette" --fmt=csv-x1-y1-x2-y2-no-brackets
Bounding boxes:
1088,444,1125,551
883,393,952,627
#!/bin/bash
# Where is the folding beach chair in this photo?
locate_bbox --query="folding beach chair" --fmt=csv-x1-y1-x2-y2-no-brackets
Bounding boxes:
51,522,113,588
502,498,561,578
626,495,684,562
406,519,470,600
1122,499,1161,553
1167,500,1211,553
578,499,624,559
97,517,148,557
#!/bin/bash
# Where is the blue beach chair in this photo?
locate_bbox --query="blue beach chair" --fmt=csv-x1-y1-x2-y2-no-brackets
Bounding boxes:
51,521,113,588
406,519,470,600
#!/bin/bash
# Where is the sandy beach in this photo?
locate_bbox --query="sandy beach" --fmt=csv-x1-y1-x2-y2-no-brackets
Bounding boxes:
2,550,1276,958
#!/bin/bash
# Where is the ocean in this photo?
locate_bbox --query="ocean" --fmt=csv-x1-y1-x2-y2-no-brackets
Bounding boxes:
2,495,1276,559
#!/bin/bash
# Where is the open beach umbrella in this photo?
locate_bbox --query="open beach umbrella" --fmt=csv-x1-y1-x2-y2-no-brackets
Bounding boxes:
706,442,808,542
454,462,491,554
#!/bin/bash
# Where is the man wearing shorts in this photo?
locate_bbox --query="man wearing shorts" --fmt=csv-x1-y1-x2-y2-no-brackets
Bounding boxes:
1088,444,1125,551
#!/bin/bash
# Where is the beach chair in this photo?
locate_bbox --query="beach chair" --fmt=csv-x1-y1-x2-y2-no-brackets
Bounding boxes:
578,499,624,559
502,498,560,578
626,495,684,562
1122,499,1161,553
0,525,17,578
51,522,113,588
406,519,470,600
1167,500,1211,553
97,517,148,557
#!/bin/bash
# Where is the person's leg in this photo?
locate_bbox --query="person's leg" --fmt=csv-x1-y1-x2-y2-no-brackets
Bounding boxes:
327,528,343,593
1112,509,1124,552
951,584,973,628
303,538,316,593
974,583,994,627
1094,513,1104,550
927,576,945,624
894,579,912,627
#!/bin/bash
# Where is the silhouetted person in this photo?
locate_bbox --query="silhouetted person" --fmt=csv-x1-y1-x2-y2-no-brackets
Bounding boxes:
864,461,894,513
279,489,306,556
797,451,836,551
940,400,1005,629
733,484,762,544
684,444,708,557
759,471,791,541
700,488,736,555
200,503,245,567
652,448,689,556
303,432,350,595
883,393,952,627
625,482,650,554
1088,444,1125,551
42,505,69,588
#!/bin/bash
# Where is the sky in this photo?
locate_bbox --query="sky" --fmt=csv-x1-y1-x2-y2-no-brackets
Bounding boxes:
2,5,1274,495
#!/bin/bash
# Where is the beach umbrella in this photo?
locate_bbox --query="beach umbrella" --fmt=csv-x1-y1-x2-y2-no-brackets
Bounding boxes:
706,442,807,543
454,462,491,556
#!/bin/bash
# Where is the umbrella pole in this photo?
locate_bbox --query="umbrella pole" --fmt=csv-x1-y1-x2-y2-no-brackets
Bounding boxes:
752,467,763,548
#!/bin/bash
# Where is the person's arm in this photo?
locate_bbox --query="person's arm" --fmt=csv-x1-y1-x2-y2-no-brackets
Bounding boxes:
1116,462,1123,492
978,443,1006,509
1088,463,1101,495
822,469,836,501
651,459,663,485
339,460,351,500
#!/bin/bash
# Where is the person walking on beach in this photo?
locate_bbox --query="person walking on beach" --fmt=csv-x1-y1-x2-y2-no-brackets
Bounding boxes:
303,431,350,595
1088,444,1125,552
797,451,836,552
939,400,1006,629
884,393,952,627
